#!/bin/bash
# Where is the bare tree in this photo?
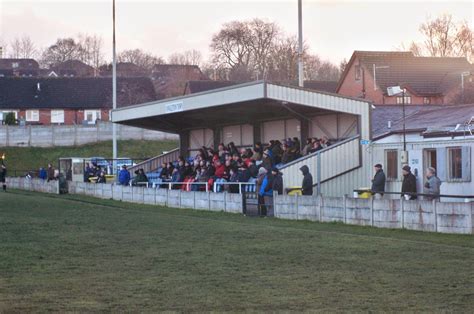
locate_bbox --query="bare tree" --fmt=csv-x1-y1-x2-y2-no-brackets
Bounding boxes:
168,49,202,66
41,38,83,66
266,36,301,82
400,14,473,59
9,36,37,58
78,33,104,68
248,18,280,79
339,58,348,73
210,19,281,80
118,49,164,70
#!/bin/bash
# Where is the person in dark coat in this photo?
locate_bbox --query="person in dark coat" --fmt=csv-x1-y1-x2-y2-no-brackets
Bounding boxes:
401,165,417,200
300,165,313,196
272,167,283,195
371,164,386,198
96,171,107,184
47,163,56,182
0,164,6,192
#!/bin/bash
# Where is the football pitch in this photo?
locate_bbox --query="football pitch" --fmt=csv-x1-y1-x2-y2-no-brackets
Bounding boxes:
1,190,473,312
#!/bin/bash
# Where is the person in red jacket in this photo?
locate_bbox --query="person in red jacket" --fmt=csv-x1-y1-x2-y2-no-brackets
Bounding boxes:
214,159,226,178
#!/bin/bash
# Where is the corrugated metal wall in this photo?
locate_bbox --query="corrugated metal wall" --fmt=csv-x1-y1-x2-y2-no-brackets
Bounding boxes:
280,137,361,188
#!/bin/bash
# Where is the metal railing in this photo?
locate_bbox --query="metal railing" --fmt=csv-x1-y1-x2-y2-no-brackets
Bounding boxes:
125,181,256,195
128,148,180,174
353,189,474,200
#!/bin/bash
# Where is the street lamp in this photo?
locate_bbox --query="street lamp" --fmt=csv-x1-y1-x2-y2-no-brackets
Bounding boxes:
387,85,408,165
297,0,304,87
112,0,117,162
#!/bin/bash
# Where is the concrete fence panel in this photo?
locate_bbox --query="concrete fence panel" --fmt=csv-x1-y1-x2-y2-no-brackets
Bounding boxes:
0,121,178,147
6,177,474,235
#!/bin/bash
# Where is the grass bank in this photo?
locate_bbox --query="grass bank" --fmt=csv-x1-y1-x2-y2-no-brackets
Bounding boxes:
0,140,178,173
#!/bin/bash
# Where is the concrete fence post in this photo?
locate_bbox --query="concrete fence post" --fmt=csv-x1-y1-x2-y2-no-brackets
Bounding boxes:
319,194,323,222
28,125,32,146
207,191,211,211
370,197,374,227
51,124,55,146
401,198,405,229
224,192,227,212
6,124,9,146
433,199,438,232
295,193,299,220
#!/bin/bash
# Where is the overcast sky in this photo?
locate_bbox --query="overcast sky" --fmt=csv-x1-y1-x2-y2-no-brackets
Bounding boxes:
0,0,472,65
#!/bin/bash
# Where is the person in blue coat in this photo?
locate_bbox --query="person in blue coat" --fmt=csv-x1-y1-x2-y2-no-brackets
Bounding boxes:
118,165,131,186
39,167,48,180
259,170,274,217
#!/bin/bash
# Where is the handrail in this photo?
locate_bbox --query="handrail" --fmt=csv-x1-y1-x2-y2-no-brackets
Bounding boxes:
128,148,180,174
353,189,474,199
278,135,361,170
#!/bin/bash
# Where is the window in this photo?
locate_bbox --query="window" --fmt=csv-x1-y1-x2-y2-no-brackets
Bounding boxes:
448,147,463,180
26,110,39,122
84,110,101,124
396,95,411,104
51,110,65,124
354,65,361,81
11,62,19,68
385,150,398,180
423,97,431,104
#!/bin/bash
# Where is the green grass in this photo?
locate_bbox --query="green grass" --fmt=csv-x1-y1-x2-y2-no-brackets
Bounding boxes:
0,140,178,173
1,190,473,312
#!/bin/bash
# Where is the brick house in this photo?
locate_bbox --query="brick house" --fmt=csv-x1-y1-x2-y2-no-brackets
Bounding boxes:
336,51,473,105
0,77,157,125
152,64,208,98
0,58,39,77
48,60,95,77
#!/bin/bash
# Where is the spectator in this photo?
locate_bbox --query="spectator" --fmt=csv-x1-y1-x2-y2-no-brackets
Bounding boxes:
272,167,283,195
259,169,275,217
424,167,441,201
401,165,417,200
321,136,331,148
228,167,239,193
39,167,47,180
0,164,6,192
256,167,267,216
133,169,149,186
84,163,93,182
248,160,258,178
96,171,107,184
292,137,301,156
118,165,131,186
261,149,273,170
253,142,263,161
301,138,312,156
300,165,313,196
47,163,55,182
309,140,323,154
214,159,226,178
371,164,386,198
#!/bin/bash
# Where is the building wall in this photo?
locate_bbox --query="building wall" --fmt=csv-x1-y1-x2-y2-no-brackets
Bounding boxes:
371,135,474,200
338,58,445,105
14,109,111,125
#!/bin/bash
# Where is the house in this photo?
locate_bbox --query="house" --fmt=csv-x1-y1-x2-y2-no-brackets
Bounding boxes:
371,103,474,200
337,51,474,105
151,64,207,98
0,77,157,125
183,80,338,95
0,58,39,77
48,60,95,77
99,62,149,78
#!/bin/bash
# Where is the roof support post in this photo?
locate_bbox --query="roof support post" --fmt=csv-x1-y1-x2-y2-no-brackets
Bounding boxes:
298,117,309,147
179,130,189,159
213,127,221,151
253,123,262,145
